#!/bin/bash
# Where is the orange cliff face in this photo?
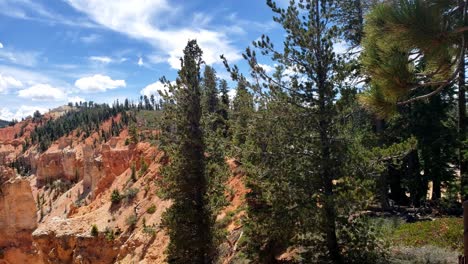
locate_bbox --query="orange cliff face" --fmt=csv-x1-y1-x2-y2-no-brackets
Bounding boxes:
0,111,248,264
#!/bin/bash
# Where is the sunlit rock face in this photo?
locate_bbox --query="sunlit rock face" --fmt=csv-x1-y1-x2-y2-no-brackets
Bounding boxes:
0,177,42,264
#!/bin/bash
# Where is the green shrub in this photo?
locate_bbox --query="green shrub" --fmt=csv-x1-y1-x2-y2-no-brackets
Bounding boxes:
140,158,148,175
130,163,137,182
143,225,156,236
123,188,139,203
91,224,98,237
104,227,115,241
111,189,122,203
146,204,156,214
126,214,137,227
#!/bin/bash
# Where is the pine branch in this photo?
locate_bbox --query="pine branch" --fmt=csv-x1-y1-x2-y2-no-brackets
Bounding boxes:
397,36,465,105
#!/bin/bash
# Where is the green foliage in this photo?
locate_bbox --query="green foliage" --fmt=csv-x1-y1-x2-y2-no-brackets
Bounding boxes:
104,227,115,241
230,79,254,152
359,0,462,117
159,40,214,264
126,214,137,228
123,188,139,203
143,224,157,236
221,0,390,262
201,65,218,115
146,204,157,214
390,218,463,253
91,224,98,237
29,103,130,152
129,124,138,144
139,158,148,176
130,163,137,182
111,189,122,204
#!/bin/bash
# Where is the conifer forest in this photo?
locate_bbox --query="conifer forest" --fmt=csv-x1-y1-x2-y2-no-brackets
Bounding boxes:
1,0,468,263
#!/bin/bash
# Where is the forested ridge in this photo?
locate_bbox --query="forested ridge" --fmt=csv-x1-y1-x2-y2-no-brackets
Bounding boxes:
154,0,467,263
6,0,468,263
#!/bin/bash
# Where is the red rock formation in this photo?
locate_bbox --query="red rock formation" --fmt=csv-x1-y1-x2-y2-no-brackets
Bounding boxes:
0,178,42,264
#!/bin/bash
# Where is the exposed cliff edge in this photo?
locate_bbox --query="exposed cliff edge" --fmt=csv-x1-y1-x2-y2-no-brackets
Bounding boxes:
0,110,246,264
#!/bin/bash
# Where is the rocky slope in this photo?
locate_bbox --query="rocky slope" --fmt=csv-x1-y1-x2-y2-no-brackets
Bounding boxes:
0,109,246,264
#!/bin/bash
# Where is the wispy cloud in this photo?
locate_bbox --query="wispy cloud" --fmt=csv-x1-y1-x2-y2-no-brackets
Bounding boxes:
89,56,127,64
89,56,113,64
0,0,96,28
0,74,23,93
0,47,40,67
80,33,100,44
65,0,242,69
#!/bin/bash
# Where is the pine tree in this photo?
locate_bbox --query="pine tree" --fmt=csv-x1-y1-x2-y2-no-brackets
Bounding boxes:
218,79,230,138
359,0,468,198
223,0,386,262
159,40,214,264
231,78,253,151
202,66,218,116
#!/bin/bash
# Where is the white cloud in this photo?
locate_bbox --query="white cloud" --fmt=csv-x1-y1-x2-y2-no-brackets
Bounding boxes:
0,105,48,120
333,41,349,55
89,56,113,64
80,33,100,44
68,96,85,104
65,0,241,69
0,42,3,49
74,74,126,92
0,48,40,67
18,84,66,101
140,81,171,99
258,63,275,74
227,88,237,101
0,74,23,93
0,0,97,28
138,57,143,66
0,65,68,88
89,56,127,64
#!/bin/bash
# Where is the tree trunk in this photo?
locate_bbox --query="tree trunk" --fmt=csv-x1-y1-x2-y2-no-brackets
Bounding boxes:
459,0,468,201
432,148,442,200
408,150,425,207
388,165,406,205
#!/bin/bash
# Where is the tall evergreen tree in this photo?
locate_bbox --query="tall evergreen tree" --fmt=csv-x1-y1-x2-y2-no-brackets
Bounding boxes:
223,0,385,262
159,40,214,264
202,66,219,115
218,79,230,138
231,78,254,150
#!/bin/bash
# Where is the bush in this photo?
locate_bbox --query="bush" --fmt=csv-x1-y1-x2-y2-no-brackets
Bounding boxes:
111,189,122,203
140,158,148,175
143,225,156,236
130,163,137,182
91,224,98,237
104,227,115,241
123,188,139,203
126,214,137,228
146,204,156,214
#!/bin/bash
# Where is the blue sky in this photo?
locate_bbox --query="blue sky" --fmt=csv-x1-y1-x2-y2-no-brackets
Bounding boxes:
0,0,287,120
